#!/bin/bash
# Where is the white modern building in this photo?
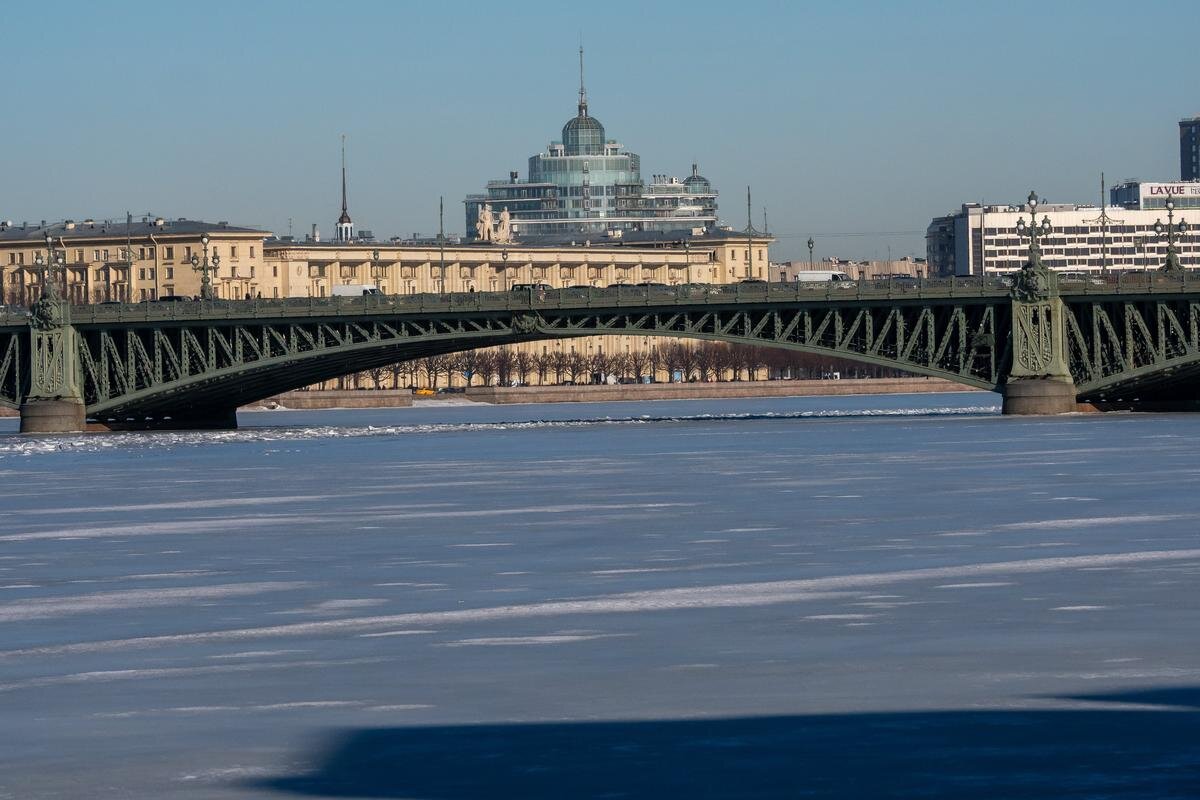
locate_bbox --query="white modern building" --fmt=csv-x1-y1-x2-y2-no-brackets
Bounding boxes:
1110,180,1200,211
927,199,1198,277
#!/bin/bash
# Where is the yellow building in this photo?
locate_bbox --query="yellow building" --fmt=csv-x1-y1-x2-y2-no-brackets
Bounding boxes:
0,217,273,304
265,230,772,297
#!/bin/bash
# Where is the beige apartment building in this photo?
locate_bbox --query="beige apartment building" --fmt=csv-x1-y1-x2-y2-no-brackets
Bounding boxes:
0,217,273,304
264,230,773,297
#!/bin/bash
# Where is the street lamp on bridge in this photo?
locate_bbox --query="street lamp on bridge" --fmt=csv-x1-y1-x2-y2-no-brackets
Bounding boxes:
807,237,814,270
32,231,66,303
1154,195,1190,275
1015,191,1053,266
189,234,220,300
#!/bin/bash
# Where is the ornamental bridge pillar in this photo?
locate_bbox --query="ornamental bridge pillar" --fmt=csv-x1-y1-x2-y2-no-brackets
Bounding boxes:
19,289,86,434
1001,192,1077,415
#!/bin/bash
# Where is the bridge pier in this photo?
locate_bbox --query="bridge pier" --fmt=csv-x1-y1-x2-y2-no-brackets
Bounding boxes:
19,398,87,433
1001,377,1077,416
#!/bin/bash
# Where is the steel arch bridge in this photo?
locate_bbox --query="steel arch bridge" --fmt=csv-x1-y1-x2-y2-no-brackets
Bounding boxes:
3,276,1200,431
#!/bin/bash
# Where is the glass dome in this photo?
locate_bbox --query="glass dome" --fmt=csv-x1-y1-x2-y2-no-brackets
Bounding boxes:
684,163,711,194
563,112,605,156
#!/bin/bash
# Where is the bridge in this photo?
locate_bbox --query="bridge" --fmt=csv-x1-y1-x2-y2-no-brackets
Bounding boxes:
3,271,1200,432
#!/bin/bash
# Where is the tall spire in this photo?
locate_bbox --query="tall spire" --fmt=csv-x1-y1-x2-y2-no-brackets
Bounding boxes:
340,134,348,217
336,134,353,241
577,45,588,117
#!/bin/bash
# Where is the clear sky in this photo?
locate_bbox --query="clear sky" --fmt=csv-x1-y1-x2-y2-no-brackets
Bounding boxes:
3,0,1196,261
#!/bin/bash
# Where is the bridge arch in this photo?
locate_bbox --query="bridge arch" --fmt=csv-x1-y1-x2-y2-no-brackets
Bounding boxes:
73,302,1003,428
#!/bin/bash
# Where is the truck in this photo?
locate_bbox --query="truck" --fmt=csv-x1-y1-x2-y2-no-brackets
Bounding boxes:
332,284,381,297
794,270,854,283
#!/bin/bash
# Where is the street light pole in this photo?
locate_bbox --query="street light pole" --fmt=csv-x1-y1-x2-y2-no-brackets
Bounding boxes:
438,196,446,294
189,233,219,300
807,237,814,271
34,232,66,303
1154,195,1190,275
1015,191,1053,267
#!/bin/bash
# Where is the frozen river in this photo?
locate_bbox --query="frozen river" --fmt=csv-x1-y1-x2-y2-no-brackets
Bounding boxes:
1,392,1198,798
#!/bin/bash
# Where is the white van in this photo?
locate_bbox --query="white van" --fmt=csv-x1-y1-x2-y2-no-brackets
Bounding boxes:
794,270,854,283
332,284,381,297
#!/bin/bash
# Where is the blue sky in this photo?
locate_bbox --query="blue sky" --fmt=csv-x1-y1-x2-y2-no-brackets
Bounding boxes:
3,0,1195,260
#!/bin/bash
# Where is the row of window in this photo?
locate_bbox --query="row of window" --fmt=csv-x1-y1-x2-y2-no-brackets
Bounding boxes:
4,243,257,265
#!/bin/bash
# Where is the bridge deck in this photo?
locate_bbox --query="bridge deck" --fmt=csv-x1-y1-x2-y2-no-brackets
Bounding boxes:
8,273,1200,330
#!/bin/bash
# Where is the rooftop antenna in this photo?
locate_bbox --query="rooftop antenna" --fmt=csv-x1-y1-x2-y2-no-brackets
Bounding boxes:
577,41,587,117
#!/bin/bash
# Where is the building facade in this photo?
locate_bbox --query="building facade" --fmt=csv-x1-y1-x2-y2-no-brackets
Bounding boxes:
0,217,273,304
265,230,773,298
464,52,719,241
1182,117,1200,182
1110,180,1200,211
925,201,1198,277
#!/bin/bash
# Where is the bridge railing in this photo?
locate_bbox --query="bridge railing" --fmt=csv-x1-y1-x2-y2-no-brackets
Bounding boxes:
25,272,1200,326
63,278,1018,323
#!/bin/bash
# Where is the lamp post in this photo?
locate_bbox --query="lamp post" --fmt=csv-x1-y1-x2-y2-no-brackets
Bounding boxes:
1154,195,1190,275
33,232,66,303
189,233,219,300
807,237,814,271
371,248,381,292
500,248,510,290
1015,191,1053,266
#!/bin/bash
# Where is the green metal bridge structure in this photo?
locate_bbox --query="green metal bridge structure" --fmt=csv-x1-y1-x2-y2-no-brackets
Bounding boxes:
4,268,1200,432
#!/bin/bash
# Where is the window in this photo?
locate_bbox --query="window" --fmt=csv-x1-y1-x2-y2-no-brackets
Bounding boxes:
103,249,110,261
185,246,192,260
165,246,174,260
165,268,174,280
6,253,13,264
74,249,83,262
138,268,146,280
272,265,278,277
231,246,238,258
148,268,155,280
250,246,256,258
250,266,255,278
272,287,279,298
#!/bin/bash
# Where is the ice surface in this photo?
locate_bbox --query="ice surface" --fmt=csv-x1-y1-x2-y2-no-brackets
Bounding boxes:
1,391,1199,797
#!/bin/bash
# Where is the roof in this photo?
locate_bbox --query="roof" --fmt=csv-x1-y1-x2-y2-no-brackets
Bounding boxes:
0,218,268,243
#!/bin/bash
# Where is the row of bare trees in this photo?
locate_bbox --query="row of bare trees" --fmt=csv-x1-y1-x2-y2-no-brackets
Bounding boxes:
331,342,905,390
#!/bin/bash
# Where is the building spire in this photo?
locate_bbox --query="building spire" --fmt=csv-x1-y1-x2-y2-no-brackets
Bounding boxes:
340,134,348,217
578,45,588,117
336,134,353,240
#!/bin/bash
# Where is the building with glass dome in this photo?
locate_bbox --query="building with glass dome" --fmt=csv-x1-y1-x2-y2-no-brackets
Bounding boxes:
464,52,719,241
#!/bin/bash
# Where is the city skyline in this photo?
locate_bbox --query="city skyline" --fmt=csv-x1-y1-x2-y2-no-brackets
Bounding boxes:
3,0,1196,261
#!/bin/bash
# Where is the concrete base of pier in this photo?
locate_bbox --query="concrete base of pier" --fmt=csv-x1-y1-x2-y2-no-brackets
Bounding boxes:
19,398,87,433
1001,377,1077,416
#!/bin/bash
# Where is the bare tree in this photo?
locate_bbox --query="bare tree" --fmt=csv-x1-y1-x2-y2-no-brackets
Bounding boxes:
533,352,552,385
627,348,650,383
362,366,388,389
550,350,570,384
421,355,449,389
494,347,515,386
474,350,499,387
514,351,534,386
565,351,587,383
